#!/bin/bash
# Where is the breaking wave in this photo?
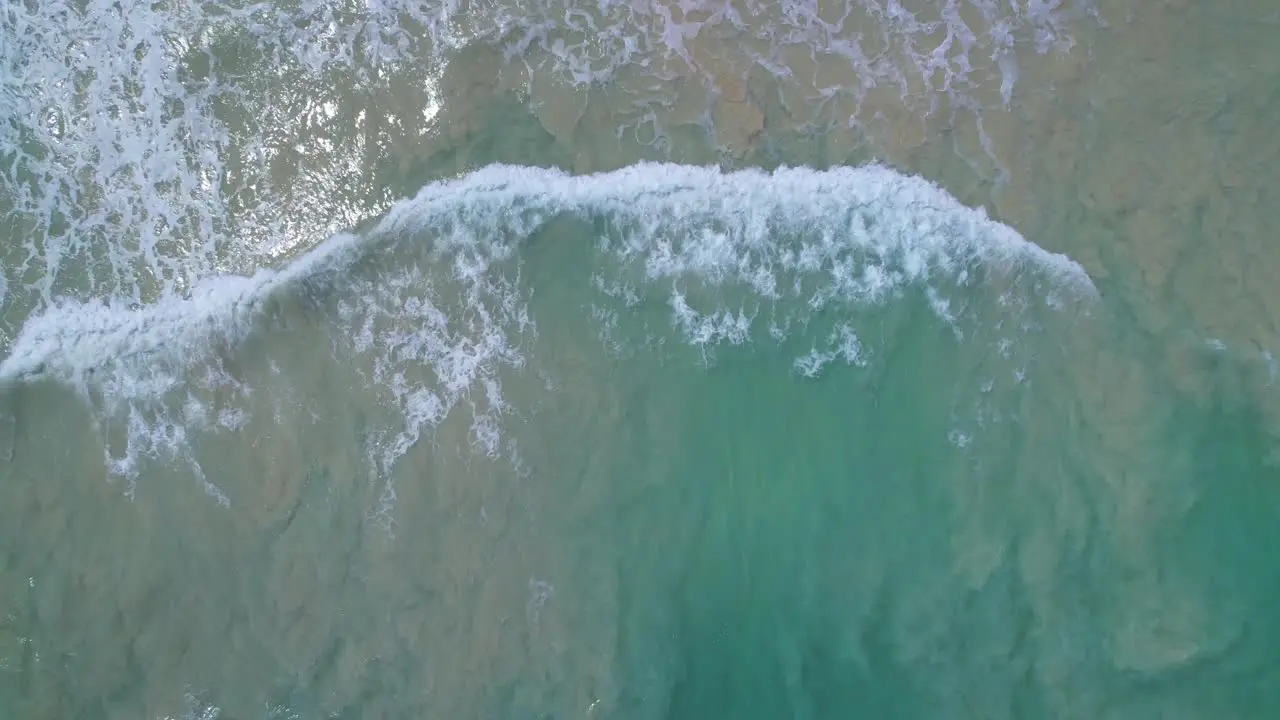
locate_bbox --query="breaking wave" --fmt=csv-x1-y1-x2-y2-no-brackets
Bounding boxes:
0,162,1094,498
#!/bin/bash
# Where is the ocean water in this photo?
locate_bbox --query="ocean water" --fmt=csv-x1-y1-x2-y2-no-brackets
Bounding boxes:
2,0,1279,717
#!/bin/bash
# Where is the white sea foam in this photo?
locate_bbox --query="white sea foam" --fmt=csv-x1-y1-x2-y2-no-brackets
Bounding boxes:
492,0,1089,91
0,0,467,338
0,162,1094,496
486,0,1095,163
0,231,362,384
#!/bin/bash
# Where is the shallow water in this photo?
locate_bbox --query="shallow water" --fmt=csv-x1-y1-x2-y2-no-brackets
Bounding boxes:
1,0,1279,718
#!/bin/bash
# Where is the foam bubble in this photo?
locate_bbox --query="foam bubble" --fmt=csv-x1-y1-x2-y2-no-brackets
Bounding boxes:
0,162,1094,496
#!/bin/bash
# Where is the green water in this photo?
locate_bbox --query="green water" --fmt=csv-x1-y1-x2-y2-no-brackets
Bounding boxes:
2,0,1280,718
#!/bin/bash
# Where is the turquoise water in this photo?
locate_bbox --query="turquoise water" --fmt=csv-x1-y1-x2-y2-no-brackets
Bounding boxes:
2,0,1280,718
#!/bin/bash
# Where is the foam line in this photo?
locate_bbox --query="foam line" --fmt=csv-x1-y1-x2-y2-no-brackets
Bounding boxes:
0,163,1094,385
